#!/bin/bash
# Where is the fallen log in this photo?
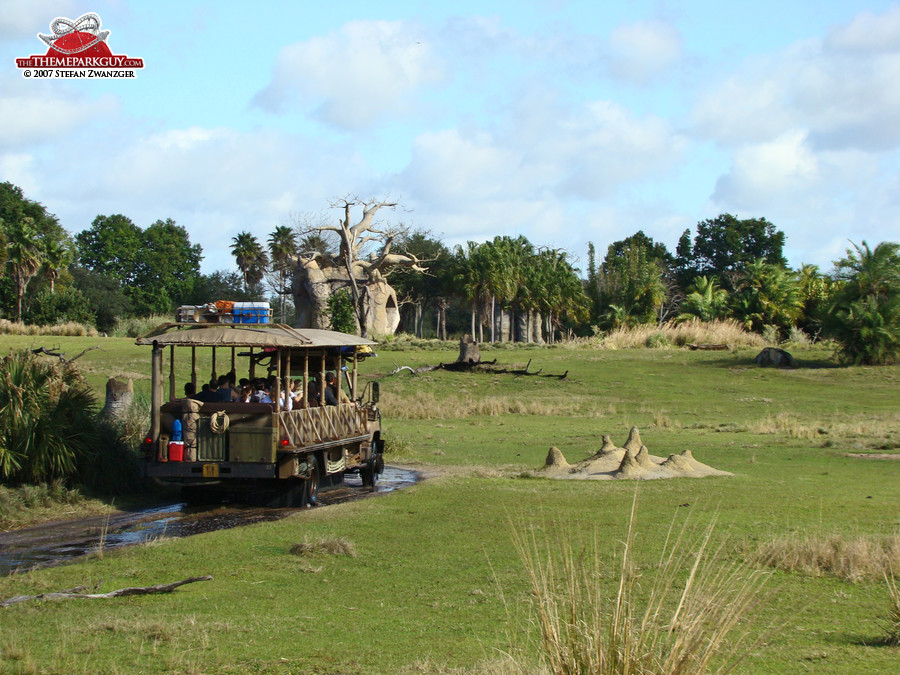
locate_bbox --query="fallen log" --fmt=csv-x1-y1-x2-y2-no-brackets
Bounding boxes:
0,576,212,607
31,345,101,364
389,359,568,379
686,343,729,351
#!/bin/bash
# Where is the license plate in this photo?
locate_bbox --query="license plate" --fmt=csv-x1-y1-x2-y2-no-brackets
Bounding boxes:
202,463,219,478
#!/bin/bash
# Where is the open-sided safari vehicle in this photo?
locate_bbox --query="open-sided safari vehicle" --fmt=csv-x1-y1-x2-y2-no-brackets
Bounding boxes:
136,321,384,506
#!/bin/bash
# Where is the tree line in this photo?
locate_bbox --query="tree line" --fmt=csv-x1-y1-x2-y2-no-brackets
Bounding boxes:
1,182,898,364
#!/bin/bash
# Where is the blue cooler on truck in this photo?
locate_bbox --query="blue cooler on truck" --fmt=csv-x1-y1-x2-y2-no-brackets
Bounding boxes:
233,301,271,324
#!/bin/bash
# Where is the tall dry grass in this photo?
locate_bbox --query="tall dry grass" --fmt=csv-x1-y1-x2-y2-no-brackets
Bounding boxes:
0,319,99,337
109,315,172,338
750,533,900,582
507,495,770,674
596,319,765,350
739,411,900,449
885,573,900,645
380,391,610,420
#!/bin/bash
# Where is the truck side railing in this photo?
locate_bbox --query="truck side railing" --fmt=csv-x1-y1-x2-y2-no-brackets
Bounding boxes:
278,403,369,448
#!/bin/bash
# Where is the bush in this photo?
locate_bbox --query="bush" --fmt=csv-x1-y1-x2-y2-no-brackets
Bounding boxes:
326,289,357,334
0,350,100,483
110,314,172,338
646,332,670,348
22,287,94,327
825,241,900,365
0,349,144,495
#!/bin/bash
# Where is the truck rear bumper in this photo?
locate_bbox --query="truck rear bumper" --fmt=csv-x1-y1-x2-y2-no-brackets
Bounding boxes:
145,461,276,481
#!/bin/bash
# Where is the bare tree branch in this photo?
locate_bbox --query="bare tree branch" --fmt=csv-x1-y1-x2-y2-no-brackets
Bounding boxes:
0,576,213,607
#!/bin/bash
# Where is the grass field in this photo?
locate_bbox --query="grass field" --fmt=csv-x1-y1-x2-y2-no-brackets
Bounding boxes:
1,336,899,673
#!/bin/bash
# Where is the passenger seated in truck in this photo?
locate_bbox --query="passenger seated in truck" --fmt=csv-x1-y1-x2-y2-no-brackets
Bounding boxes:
278,380,293,411
251,379,272,404
227,371,240,401
213,374,233,402
307,379,321,406
291,380,304,407
195,382,217,402
323,372,339,406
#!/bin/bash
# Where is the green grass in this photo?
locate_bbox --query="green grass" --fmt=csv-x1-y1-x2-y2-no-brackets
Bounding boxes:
0,337,899,673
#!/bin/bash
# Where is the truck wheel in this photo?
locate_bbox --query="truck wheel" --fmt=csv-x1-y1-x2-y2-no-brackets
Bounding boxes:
360,457,378,489
305,456,320,506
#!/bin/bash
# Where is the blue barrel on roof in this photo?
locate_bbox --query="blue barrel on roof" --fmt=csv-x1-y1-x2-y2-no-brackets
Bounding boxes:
233,302,271,324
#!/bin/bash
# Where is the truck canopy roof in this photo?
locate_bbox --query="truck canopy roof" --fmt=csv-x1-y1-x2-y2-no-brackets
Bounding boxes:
135,323,375,348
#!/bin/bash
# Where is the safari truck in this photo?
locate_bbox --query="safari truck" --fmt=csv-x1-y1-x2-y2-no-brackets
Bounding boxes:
136,320,384,506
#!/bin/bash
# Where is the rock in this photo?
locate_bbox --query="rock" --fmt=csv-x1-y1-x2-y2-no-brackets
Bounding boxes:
754,347,797,368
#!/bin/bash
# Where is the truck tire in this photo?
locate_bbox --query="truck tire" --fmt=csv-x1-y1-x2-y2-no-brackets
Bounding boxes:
305,455,320,506
360,456,378,489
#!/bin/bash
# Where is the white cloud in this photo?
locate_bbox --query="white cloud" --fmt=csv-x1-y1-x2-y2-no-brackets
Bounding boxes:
713,130,818,206
26,124,377,271
825,5,900,53
0,0,77,41
403,97,685,206
252,20,444,130
691,6,900,269
554,100,687,198
0,86,118,149
693,6,900,152
607,19,683,84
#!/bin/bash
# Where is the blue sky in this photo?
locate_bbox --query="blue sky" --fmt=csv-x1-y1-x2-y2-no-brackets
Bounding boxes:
2,0,899,276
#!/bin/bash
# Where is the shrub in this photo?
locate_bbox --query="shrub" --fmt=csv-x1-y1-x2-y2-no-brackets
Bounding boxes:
646,332,670,348
825,241,900,365
110,314,172,338
761,324,780,345
22,287,94,327
326,289,357,334
0,350,100,483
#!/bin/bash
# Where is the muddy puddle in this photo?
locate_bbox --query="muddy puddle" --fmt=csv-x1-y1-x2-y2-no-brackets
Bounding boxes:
0,466,418,576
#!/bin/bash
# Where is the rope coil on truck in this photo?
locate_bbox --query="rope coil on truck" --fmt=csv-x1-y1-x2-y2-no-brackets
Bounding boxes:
209,411,230,434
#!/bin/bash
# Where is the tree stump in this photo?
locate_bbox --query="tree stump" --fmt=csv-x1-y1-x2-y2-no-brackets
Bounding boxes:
457,335,481,364
101,377,133,420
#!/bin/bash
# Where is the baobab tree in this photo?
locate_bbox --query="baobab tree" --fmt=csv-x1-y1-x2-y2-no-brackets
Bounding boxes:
289,197,428,338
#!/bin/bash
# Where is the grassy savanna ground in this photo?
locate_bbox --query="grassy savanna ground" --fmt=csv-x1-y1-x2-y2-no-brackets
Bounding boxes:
1,335,899,673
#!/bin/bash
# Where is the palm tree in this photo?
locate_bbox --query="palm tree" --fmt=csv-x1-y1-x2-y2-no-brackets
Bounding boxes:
5,217,43,321
230,232,268,293
268,225,297,323
677,276,729,323
453,242,488,339
536,249,589,343
730,260,802,334
834,241,900,301
41,238,74,294
826,241,900,364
